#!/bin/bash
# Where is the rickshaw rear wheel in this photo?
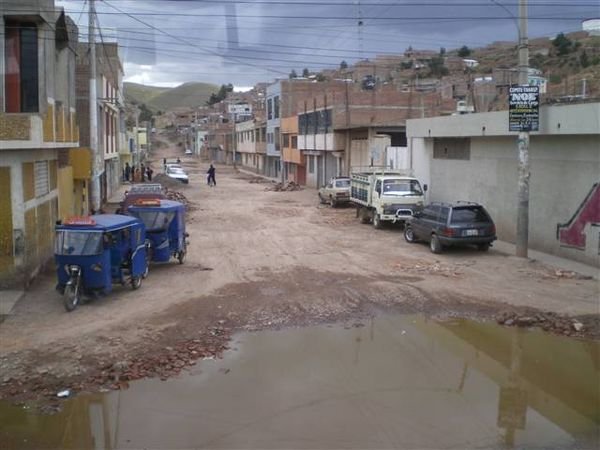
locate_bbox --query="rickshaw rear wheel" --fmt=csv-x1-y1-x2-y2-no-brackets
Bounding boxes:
177,250,186,264
131,276,142,290
63,285,80,312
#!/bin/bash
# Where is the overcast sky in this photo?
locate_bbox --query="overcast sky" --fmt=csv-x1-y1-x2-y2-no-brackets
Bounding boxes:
55,0,599,88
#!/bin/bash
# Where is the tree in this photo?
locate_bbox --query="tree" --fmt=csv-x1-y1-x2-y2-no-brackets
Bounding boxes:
206,83,234,106
427,56,449,77
302,68,310,77
316,73,326,82
138,103,153,122
553,33,573,56
458,45,471,58
580,50,589,68
340,60,348,70
289,69,298,79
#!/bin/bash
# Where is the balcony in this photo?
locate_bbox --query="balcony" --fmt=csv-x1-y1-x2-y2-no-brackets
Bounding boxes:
0,104,79,150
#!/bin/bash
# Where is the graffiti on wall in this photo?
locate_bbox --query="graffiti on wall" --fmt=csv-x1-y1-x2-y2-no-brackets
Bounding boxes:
557,183,600,253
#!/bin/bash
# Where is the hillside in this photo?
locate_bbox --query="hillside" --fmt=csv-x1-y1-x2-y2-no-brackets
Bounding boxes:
124,81,219,112
123,82,170,108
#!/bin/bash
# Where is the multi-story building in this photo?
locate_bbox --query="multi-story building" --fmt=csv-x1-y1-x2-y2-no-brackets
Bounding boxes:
234,118,267,173
76,42,124,204
0,1,79,288
298,83,457,188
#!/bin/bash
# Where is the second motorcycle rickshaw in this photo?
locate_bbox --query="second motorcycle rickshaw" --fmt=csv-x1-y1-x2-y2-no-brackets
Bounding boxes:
127,198,189,264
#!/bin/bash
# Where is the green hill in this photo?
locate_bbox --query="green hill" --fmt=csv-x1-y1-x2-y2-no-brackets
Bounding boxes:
123,82,169,108
124,81,220,112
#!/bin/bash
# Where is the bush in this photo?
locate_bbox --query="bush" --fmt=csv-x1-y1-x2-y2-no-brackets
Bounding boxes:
458,45,472,57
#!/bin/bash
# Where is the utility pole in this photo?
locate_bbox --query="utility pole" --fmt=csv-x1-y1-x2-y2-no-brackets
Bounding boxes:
89,0,101,212
135,107,140,171
515,0,530,258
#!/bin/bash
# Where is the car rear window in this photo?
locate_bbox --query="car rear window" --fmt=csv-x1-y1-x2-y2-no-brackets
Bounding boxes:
450,207,491,224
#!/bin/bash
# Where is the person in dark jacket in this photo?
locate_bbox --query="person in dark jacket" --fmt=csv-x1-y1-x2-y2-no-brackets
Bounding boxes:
207,164,216,187
140,163,146,182
147,167,154,181
124,162,131,182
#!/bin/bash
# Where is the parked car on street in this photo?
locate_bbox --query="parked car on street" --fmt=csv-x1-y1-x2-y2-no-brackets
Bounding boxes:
318,177,351,207
166,166,189,184
185,148,193,155
404,201,496,253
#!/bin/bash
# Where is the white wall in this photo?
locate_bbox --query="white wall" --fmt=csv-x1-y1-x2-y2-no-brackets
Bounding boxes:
413,134,599,266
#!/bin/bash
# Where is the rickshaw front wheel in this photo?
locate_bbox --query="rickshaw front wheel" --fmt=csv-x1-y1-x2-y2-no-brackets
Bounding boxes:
131,276,142,290
63,284,80,312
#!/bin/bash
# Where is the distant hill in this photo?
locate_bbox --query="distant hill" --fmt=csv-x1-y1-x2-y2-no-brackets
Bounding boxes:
123,82,169,108
125,81,219,112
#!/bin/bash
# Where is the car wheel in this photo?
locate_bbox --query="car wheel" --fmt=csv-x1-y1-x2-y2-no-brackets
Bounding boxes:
373,213,382,229
430,234,443,254
318,193,326,204
477,243,490,252
177,250,186,264
330,197,337,208
404,226,417,243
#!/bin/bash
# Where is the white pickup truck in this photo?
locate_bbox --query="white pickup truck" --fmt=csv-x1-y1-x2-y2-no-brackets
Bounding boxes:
350,168,427,228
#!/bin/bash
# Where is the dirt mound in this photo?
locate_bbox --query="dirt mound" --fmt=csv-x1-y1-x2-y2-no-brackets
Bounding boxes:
153,173,188,190
265,181,303,192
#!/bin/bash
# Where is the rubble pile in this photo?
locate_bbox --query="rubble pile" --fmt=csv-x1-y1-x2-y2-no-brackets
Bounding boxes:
248,177,270,184
496,310,590,336
89,327,231,389
393,261,463,278
265,181,303,192
164,188,190,206
154,173,187,190
543,268,593,280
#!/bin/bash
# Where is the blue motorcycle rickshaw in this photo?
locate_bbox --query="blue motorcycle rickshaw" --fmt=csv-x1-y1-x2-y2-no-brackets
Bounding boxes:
127,199,188,264
54,215,149,312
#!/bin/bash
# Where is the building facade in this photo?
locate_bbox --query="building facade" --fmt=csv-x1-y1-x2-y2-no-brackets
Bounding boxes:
76,42,124,204
0,1,79,287
407,102,600,267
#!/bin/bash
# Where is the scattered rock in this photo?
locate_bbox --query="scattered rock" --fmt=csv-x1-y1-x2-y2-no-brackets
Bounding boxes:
573,321,584,332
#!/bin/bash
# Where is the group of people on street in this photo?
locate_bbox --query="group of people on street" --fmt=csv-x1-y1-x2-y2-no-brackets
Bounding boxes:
124,162,153,183
124,160,216,186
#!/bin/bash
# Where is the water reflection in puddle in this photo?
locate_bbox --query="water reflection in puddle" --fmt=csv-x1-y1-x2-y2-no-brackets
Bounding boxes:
1,315,599,449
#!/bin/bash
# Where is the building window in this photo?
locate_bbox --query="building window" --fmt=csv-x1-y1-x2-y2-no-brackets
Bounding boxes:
274,127,280,151
283,134,290,148
274,96,280,119
291,136,298,149
5,22,39,113
34,161,49,197
267,98,273,120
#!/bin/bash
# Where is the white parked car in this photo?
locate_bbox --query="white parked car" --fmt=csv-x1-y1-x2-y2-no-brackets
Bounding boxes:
185,148,193,155
166,166,189,184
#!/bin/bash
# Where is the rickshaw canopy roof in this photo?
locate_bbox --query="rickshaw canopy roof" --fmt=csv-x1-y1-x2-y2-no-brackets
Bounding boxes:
57,214,143,232
128,199,185,213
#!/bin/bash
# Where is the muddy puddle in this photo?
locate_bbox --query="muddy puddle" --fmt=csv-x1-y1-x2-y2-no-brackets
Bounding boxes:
1,315,599,449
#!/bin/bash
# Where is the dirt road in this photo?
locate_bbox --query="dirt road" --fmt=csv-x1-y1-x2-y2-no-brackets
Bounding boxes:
1,133,598,408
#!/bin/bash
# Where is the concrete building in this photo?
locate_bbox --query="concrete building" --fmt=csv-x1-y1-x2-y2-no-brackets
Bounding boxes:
234,118,266,173
407,102,600,267
298,83,456,188
76,42,124,204
0,0,79,288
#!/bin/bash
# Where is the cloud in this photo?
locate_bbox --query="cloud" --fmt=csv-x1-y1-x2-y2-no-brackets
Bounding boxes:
57,0,595,87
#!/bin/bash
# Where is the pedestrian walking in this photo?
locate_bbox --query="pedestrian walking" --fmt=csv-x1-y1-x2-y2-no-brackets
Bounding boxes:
207,164,216,187
124,162,131,182
141,163,146,182
147,167,154,181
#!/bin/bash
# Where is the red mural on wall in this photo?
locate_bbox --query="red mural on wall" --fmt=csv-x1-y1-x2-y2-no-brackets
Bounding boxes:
557,183,600,251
